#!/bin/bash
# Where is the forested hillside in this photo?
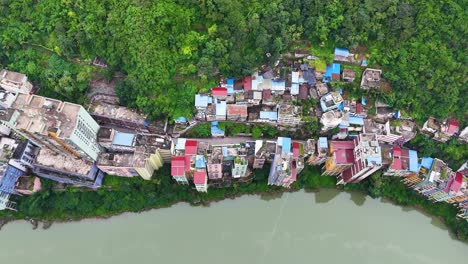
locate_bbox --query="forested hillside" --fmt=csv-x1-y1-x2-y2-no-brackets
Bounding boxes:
0,0,466,121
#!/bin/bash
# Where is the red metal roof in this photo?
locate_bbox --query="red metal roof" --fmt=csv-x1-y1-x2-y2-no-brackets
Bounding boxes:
227,104,248,116
451,172,463,193
393,146,401,157
391,158,402,170
193,170,207,184
292,142,300,158
331,140,355,150
447,120,459,135
243,76,252,91
185,140,198,155
356,103,362,114
335,149,354,164
171,156,186,177
212,87,227,97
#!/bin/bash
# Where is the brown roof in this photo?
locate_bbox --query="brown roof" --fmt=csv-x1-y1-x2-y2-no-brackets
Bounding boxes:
299,84,308,100
263,89,271,99
227,104,247,117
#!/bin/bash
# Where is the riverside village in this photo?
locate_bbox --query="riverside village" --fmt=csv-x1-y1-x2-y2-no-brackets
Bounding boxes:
0,47,467,222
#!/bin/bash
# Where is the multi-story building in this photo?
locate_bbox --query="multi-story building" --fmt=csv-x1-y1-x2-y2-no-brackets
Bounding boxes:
0,69,33,95
170,138,198,187
268,137,297,187
0,94,101,162
336,134,385,184
232,156,248,178
194,169,208,192
322,140,355,176
384,146,419,176
277,104,302,126
32,147,105,188
308,137,329,165
360,68,382,89
97,132,170,179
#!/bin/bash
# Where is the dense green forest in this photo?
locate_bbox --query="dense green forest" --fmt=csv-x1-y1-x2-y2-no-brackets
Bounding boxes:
0,0,466,121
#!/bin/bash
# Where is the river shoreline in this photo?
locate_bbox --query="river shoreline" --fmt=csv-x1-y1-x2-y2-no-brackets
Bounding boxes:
2,183,466,245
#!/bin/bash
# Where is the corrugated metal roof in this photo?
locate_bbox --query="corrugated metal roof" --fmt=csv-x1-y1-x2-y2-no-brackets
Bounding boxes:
349,116,364,126
291,83,299,95
216,101,227,116
260,111,278,121
318,137,328,149
420,157,434,170
280,137,292,154
195,94,212,107
409,150,418,172
226,78,235,94
0,165,25,194
334,48,350,57
112,132,135,147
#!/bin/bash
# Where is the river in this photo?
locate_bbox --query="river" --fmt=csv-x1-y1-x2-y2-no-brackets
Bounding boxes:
0,189,466,264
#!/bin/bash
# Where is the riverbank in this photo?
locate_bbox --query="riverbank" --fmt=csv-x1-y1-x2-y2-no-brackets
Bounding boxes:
1,165,467,242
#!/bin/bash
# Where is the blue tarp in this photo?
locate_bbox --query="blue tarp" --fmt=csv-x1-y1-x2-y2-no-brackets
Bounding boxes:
361,97,366,105
393,110,401,119
334,48,350,57
349,116,364,126
174,116,187,123
420,157,434,170
361,60,368,66
112,132,135,146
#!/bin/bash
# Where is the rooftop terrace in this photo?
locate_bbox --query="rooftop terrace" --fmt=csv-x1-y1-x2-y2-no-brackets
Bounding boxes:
11,94,80,138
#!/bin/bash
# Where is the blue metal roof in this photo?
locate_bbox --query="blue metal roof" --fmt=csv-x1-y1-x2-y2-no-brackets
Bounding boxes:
323,65,333,82
260,111,278,121
281,137,292,154
420,157,434,170
409,150,418,172
332,63,341,74
211,121,225,136
318,137,328,149
216,101,227,116
112,132,135,147
349,116,364,126
0,165,25,195
195,155,206,168
334,48,350,57
195,94,212,108
226,78,234,94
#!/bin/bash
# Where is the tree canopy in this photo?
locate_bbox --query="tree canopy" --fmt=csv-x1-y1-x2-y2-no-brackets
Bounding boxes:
0,0,466,121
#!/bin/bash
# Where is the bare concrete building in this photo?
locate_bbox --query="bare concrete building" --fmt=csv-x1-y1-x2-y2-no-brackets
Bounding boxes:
0,69,33,95
360,68,382,89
